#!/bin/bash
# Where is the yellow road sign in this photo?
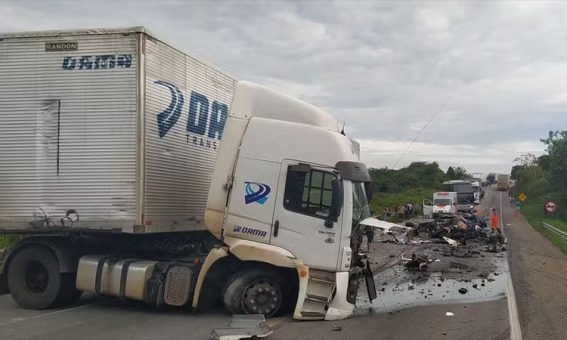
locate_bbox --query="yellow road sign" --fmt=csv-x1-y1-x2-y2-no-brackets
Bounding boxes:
518,192,527,203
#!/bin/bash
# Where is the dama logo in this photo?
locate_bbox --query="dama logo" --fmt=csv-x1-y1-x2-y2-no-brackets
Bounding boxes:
154,81,228,140
244,182,271,205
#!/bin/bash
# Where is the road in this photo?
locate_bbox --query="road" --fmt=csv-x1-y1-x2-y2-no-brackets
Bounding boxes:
0,186,564,339
273,186,513,340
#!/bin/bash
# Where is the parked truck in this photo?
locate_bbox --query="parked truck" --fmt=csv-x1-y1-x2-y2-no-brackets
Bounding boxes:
432,192,458,217
441,180,475,213
0,27,376,320
497,174,510,191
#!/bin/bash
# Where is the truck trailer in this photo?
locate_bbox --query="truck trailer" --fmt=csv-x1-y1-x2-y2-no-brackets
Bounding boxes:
497,174,510,191
0,27,376,320
441,180,475,213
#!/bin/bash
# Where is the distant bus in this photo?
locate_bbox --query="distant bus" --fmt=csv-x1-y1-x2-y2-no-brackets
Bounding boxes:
442,180,475,212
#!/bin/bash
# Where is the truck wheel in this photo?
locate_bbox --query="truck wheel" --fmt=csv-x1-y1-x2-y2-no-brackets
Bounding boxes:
7,246,79,309
223,269,284,317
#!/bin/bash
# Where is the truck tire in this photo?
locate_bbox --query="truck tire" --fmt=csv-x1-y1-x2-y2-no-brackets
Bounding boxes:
223,269,284,317
7,246,79,309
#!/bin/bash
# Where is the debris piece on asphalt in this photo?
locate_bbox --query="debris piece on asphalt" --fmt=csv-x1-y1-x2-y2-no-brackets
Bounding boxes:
332,325,342,332
445,312,454,316
211,314,272,340
458,288,468,294
443,236,459,247
404,253,437,271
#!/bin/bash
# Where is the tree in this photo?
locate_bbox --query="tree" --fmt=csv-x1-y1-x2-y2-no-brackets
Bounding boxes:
541,130,567,193
446,166,470,180
368,162,446,194
453,166,471,179
513,153,537,167
446,166,456,179
537,154,550,171
511,153,538,181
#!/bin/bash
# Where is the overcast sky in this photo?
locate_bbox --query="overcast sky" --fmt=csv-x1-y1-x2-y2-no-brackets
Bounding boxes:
2,1,566,175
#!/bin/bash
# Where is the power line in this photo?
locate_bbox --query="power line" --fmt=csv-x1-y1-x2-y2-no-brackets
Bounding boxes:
392,94,454,169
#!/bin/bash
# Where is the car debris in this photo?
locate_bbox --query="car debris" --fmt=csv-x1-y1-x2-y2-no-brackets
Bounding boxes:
211,314,273,340
443,236,459,247
403,253,438,271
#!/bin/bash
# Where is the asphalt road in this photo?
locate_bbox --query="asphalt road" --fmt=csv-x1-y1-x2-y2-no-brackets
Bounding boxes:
273,186,514,340
0,295,235,340
1,186,557,340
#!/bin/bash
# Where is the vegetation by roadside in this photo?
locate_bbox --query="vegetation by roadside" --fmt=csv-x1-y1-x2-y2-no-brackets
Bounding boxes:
519,200,567,253
368,161,471,220
512,130,567,253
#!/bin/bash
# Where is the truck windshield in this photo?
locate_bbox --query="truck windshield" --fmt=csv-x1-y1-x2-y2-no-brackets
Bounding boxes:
434,199,451,205
352,182,371,222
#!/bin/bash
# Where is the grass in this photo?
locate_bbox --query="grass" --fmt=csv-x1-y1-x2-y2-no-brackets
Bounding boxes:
520,199,567,253
370,188,437,222
0,235,20,249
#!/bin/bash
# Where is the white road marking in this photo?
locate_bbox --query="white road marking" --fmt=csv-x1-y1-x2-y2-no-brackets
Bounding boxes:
0,301,107,327
500,191,523,340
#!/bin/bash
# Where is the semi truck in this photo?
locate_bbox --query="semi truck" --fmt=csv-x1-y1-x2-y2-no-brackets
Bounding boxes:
0,27,376,320
497,174,510,191
441,180,475,213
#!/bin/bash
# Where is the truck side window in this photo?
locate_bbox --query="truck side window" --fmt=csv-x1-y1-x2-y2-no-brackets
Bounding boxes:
283,167,336,219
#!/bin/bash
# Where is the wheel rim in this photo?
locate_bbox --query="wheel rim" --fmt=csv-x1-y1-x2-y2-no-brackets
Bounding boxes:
241,279,282,316
24,261,49,293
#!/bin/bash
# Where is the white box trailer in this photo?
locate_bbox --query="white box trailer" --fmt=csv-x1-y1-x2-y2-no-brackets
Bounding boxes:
0,27,237,233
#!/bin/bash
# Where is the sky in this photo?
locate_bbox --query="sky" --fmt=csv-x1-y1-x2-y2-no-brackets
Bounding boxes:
1,0,566,175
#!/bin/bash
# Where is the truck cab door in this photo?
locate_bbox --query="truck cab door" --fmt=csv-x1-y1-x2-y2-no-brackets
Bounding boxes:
423,199,433,218
271,160,343,271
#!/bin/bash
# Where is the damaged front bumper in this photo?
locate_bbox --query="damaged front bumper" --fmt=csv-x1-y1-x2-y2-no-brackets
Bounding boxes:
292,261,376,321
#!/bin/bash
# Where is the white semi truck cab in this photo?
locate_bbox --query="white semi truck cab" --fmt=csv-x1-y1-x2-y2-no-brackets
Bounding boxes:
201,81,376,319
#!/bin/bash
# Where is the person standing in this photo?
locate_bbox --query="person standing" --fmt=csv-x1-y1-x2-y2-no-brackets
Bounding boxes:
490,208,500,230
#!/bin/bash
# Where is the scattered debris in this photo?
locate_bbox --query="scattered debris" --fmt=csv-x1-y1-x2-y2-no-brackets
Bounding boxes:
458,288,468,294
404,253,433,271
443,236,459,247
332,325,342,332
211,314,272,340
445,312,455,316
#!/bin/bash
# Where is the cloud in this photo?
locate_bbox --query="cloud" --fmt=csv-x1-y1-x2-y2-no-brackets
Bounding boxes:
1,0,565,175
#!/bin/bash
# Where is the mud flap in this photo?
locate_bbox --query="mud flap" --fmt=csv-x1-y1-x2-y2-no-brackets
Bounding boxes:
363,259,377,302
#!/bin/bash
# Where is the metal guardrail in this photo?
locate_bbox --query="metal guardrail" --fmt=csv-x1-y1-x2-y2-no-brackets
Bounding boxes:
541,222,567,240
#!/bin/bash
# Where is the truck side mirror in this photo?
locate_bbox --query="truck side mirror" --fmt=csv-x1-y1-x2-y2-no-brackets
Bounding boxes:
326,179,343,227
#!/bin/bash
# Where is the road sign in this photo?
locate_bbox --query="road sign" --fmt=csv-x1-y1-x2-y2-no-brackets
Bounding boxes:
518,192,527,203
545,201,557,214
